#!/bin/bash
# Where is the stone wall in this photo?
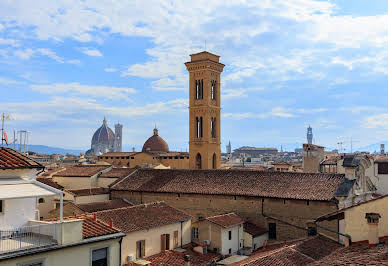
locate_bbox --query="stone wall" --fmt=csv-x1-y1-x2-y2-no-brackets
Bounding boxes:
111,190,339,241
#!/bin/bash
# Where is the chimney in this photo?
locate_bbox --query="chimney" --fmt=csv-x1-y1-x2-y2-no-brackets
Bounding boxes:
184,255,190,266
109,218,113,228
365,213,381,247
93,213,97,221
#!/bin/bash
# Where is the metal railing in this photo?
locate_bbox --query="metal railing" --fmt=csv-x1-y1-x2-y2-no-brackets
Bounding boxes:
0,223,57,254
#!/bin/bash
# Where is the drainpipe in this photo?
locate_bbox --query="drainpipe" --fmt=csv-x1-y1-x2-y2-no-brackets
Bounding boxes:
313,220,352,246
181,221,183,248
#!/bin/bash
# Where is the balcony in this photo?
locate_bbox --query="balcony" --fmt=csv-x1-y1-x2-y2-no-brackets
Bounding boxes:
0,223,58,255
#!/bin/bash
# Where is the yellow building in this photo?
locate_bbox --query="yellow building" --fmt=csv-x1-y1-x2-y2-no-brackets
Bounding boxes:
185,51,224,169
273,162,294,172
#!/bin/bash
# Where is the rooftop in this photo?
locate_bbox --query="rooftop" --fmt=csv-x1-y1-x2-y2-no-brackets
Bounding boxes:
206,213,244,228
66,187,109,197
96,201,191,233
53,165,110,177
110,169,345,201
99,168,136,178
0,147,43,169
73,199,133,213
37,177,64,190
243,221,268,237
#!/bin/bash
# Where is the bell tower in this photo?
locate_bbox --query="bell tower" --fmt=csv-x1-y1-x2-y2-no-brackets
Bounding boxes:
185,51,225,169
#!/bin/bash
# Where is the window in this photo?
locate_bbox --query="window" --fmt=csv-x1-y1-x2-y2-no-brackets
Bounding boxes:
192,227,199,239
212,153,217,169
269,223,276,240
228,248,232,254
211,80,216,100
196,117,203,138
195,79,203,99
211,118,216,138
55,203,60,209
92,247,108,266
17,259,45,266
0,200,3,213
228,230,232,240
253,244,257,250
283,199,286,204
38,198,45,204
306,200,310,206
308,227,317,236
161,234,170,251
136,240,145,259
196,153,202,169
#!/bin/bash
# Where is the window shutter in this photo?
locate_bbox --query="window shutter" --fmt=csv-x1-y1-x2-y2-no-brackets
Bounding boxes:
141,240,145,257
161,234,166,251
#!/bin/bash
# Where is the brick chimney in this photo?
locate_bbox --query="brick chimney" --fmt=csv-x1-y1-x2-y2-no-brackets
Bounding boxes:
184,255,190,266
365,213,381,247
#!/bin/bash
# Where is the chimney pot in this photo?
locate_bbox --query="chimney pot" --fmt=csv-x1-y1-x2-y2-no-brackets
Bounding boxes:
365,213,381,246
109,218,113,228
184,255,191,266
93,213,97,221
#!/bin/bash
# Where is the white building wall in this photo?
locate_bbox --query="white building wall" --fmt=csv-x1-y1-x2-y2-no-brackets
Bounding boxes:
252,233,268,250
220,224,243,255
0,198,36,229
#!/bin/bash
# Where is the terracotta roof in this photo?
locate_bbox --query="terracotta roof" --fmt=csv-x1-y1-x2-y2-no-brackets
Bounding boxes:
0,147,43,169
111,169,345,201
96,201,191,233
232,235,342,266
99,168,136,178
142,128,169,153
37,177,64,190
244,221,268,237
81,215,121,238
66,187,109,196
134,243,221,266
100,152,138,157
76,199,133,213
206,213,244,228
53,165,110,177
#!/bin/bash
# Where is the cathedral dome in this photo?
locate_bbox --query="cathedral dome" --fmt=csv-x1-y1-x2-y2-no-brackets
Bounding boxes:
142,128,169,153
92,118,115,145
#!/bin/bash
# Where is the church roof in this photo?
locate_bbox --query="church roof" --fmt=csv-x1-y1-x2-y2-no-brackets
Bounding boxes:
142,128,169,153
92,117,115,145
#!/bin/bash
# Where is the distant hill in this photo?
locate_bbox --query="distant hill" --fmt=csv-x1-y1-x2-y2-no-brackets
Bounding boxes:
356,141,388,154
9,144,84,155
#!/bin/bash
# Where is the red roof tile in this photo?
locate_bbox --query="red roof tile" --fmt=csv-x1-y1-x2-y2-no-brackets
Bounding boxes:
206,213,244,228
53,165,110,177
37,177,64,190
99,168,136,178
0,147,43,169
96,201,191,233
66,187,109,196
134,243,220,266
82,215,121,238
76,199,133,213
111,169,345,201
244,221,268,237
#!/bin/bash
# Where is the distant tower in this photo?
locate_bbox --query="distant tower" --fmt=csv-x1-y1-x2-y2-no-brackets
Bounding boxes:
185,51,225,169
381,144,385,155
226,141,232,154
114,123,123,152
307,125,313,144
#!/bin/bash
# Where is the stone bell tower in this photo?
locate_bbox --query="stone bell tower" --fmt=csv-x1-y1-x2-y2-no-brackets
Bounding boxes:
185,51,225,169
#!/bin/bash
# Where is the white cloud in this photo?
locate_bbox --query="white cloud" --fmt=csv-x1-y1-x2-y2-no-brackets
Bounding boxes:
0,76,24,85
0,38,20,47
30,83,136,100
14,48,34,60
104,68,117,73
81,48,102,57
37,48,64,63
67,59,81,65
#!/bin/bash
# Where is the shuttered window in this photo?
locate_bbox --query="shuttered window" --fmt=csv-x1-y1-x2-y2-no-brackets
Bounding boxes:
136,240,145,259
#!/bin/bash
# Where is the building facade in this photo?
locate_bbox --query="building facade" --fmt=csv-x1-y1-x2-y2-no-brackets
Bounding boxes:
185,51,224,169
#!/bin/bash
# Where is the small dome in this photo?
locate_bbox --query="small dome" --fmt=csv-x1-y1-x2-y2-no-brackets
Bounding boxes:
142,128,169,153
92,117,115,145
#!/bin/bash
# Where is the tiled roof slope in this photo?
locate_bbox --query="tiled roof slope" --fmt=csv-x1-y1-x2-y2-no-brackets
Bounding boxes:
99,168,136,178
66,187,109,196
76,199,133,213
0,147,43,169
232,235,342,266
37,177,64,190
53,165,110,177
82,215,121,238
206,213,244,228
96,201,191,233
111,169,345,201
133,243,220,266
244,221,268,237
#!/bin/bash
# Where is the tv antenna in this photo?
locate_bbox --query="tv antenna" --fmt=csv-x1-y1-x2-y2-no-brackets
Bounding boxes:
1,113,11,146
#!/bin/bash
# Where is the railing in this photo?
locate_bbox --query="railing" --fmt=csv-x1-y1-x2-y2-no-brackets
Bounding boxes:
0,223,57,254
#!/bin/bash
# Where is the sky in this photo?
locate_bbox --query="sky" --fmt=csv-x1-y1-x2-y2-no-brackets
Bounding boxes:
2,0,388,152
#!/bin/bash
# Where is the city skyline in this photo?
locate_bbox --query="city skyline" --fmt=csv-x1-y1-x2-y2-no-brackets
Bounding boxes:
2,1,388,151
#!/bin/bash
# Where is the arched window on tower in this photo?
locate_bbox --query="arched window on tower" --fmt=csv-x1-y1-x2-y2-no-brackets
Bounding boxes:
195,79,204,100
196,117,203,138
212,153,216,169
196,153,202,169
211,80,216,100
211,117,216,138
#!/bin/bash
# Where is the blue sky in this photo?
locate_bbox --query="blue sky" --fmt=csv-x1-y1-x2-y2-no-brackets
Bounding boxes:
2,0,388,152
